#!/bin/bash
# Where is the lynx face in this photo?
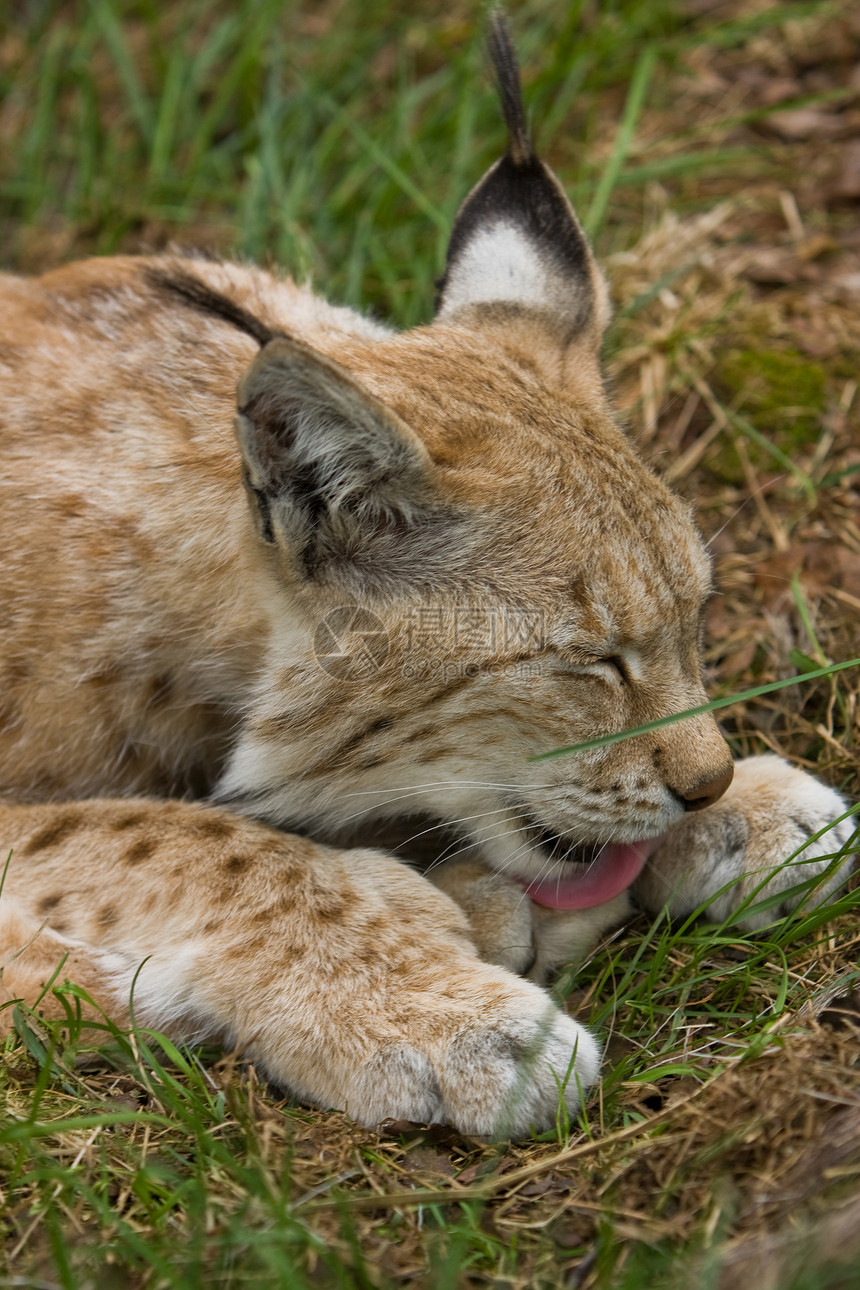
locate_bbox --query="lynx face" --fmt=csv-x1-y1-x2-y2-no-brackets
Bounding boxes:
216,318,732,911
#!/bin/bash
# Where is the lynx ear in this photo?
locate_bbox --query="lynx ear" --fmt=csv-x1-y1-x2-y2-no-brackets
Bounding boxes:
435,14,608,344
235,338,443,581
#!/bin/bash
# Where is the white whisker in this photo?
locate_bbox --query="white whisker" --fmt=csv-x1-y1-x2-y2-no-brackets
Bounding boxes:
341,777,556,800
370,806,517,854
423,819,536,876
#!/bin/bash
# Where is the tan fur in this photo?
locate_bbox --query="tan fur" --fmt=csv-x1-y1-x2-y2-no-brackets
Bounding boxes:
0,132,854,1132
0,798,600,1134
1,255,718,808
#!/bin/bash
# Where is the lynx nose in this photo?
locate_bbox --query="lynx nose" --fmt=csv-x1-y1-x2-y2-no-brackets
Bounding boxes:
680,765,734,812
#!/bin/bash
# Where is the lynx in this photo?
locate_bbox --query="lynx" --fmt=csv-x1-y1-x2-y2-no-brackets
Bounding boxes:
0,19,854,1136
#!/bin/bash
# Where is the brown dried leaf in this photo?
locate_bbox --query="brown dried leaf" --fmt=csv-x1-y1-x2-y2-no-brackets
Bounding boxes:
753,542,860,608
740,248,820,286
401,1146,456,1178
766,108,847,141
519,1172,572,1198
828,139,860,200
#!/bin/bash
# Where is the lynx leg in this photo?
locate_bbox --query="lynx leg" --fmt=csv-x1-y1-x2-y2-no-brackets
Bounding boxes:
0,799,600,1135
0,898,130,1035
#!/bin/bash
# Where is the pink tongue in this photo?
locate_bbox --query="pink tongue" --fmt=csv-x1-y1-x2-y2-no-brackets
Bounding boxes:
519,835,665,910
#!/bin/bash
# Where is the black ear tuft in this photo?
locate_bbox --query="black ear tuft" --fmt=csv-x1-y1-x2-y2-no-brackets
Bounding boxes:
435,13,607,341
486,9,532,167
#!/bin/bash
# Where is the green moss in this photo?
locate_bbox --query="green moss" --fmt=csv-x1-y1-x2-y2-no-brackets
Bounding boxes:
708,347,827,483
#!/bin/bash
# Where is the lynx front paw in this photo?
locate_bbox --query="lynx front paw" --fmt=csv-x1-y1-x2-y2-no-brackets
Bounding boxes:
429,858,632,983
347,994,600,1136
427,859,537,975
635,755,857,930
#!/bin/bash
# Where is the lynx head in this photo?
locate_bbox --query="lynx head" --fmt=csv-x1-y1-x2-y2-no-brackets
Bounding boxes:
162,15,733,912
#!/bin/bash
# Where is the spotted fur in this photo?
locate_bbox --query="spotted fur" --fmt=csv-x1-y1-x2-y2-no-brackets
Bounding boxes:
0,17,853,1133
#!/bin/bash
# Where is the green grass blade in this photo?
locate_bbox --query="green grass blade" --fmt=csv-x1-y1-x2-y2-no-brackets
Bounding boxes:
148,44,186,182
309,83,450,234
730,412,816,500
86,0,154,145
533,655,860,760
584,45,656,235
